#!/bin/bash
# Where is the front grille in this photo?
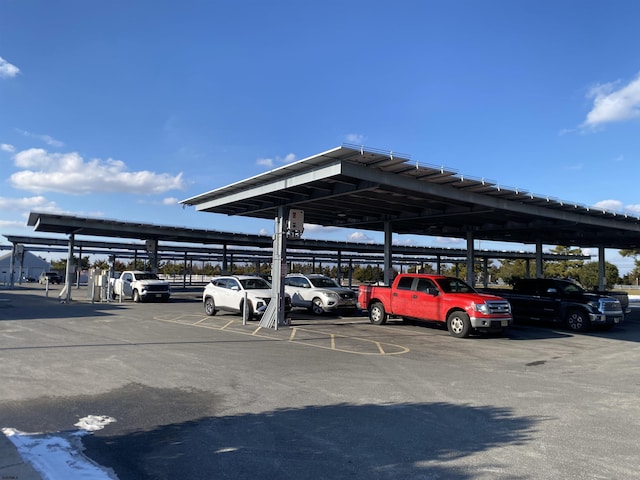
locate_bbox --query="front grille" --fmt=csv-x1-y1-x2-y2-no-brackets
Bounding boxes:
263,297,291,306
486,300,511,314
146,284,169,292
340,291,356,300
600,299,621,312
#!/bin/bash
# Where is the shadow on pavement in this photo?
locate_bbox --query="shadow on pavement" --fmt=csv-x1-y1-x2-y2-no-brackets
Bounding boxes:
1,383,538,479
84,401,537,480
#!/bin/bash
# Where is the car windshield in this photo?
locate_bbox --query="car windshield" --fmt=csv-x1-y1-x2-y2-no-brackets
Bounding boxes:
435,277,476,294
240,278,271,290
309,277,340,288
136,273,159,280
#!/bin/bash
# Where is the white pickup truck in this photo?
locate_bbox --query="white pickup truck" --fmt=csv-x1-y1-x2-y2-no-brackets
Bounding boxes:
110,270,171,302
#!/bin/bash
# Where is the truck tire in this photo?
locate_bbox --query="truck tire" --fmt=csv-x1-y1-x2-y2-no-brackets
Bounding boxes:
447,311,471,338
311,297,325,315
369,302,387,325
565,309,589,332
133,289,141,303
204,297,216,316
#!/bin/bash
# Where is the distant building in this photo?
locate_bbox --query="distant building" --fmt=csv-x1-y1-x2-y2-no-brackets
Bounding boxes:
0,250,51,284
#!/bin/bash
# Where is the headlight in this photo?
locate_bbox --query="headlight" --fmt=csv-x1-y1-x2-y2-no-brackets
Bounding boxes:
474,303,490,314
587,300,601,312
324,292,340,300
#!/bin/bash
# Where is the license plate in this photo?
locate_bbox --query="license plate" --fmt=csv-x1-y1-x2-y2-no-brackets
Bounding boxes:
501,320,509,327
155,294,162,298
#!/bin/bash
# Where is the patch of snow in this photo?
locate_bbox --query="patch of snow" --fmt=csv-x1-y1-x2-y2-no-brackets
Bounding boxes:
74,415,116,432
2,415,119,480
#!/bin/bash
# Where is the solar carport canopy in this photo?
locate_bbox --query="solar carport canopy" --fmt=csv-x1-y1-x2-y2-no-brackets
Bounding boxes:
182,145,640,249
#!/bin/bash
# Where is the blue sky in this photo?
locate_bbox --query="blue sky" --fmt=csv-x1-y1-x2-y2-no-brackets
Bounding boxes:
1,1,640,273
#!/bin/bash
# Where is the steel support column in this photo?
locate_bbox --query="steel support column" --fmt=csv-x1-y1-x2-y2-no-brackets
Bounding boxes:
599,246,606,290
535,240,543,278
384,221,393,285
466,232,475,286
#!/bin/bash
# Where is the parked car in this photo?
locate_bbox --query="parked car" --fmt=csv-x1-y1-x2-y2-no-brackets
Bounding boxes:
38,272,62,284
284,273,358,315
22,275,36,282
359,273,512,338
203,275,291,319
110,270,171,302
481,278,623,331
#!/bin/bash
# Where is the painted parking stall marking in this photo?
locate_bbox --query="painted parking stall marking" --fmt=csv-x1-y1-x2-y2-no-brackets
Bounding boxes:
153,313,410,356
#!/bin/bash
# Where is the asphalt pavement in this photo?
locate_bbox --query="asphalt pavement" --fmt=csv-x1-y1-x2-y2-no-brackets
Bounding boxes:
2,283,640,479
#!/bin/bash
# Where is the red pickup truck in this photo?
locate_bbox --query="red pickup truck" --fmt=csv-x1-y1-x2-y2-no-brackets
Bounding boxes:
357,274,513,338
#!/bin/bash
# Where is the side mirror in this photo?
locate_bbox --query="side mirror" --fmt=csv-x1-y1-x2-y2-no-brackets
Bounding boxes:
231,285,240,291
427,287,439,296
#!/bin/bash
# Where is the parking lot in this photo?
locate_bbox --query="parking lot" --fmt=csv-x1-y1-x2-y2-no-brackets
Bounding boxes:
2,284,640,479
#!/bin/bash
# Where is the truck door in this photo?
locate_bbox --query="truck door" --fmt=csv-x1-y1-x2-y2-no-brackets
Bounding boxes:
392,277,440,320
538,280,563,322
514,279,558,322
408,277,440,321
121,272,133,298
391,276,416,317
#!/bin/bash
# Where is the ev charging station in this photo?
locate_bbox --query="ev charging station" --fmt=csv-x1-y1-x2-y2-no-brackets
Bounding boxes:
259,208,303,329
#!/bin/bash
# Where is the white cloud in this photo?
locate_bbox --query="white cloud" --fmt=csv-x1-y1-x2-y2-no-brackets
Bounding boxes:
1,143,15,152
435,236,464,245
0,195,59,213
0,219,26,229
582,73,640,129
344,133,365,144
592,199,640,215
259,228,270,236
393,236,418,246
162,197,179,205
256,157,274,168
0,56,20,78
303,224,340,233
348,231,374,243
16,129,64,147
593,199,623,212
624,204,640,214
256,153,297,169
10,148,185,195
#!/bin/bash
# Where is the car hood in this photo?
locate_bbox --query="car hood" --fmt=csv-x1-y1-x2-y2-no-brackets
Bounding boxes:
137,279,170,285
248,288,290,299
312,287,354,295
455,292,510,303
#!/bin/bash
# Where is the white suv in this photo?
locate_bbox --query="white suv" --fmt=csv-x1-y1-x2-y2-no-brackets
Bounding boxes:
284,273,357,315
203,275,289,319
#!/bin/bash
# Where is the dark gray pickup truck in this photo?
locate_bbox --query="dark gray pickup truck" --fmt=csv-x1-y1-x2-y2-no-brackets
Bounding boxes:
482,278,626,332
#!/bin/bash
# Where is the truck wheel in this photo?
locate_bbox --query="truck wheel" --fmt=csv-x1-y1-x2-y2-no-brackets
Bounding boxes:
447,311,471,338
204,297,216,316
311,297,325,315
133,290,141,303
565,309,589,332
240,300,254,319
369,302,387,325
